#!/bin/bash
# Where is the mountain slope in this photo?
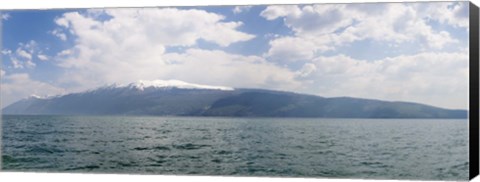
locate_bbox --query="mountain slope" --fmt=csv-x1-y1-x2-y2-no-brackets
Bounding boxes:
202,91,466,118
2,81,468,118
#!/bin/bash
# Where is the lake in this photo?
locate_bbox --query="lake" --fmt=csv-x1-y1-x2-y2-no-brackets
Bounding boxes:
1,115,469,180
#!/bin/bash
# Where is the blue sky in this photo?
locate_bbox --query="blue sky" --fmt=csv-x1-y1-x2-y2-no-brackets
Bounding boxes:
0,2,470,109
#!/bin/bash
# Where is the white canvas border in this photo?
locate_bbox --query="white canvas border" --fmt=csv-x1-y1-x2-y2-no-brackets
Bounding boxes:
0,0,477,182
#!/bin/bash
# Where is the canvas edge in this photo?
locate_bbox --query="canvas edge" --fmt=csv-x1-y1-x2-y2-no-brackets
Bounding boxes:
470,1,480,180
0,1,476,181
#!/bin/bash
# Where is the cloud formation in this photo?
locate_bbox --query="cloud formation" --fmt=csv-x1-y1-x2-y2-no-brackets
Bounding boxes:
2,40,40,69
302,51,468,109
233,5,253,14
1,73,65,108
50,8,264,90
162,49,301,91
261,2,466,62
1,13,9,20
37,54,48,61
0,3,470,110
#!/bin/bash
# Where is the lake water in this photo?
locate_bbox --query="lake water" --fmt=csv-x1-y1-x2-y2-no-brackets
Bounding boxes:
1,115,469,180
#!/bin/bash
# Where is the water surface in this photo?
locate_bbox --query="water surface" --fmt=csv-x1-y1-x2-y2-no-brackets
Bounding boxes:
1,115,469,180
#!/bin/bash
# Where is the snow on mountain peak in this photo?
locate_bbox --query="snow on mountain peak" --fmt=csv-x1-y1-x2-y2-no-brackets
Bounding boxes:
27,94,62,100
29,94,45,99
126,80,234,91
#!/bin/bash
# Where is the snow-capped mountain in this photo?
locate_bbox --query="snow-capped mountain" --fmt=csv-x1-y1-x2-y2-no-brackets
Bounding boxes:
1,80,468,118
124,80,234,91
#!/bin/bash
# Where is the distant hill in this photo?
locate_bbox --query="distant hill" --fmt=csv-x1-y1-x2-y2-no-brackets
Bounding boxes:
2,80,468,118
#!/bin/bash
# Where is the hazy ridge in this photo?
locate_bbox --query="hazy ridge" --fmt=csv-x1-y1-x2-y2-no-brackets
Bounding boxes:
2,82,467,118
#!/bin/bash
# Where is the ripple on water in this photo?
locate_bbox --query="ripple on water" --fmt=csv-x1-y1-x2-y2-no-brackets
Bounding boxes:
153,146,171,150
65,165,100,171
173,143,211,150
133,147,149,151
133,146,171,151
215,150,233,155
1,116,469,180
2,155,43,169
26,146,65,154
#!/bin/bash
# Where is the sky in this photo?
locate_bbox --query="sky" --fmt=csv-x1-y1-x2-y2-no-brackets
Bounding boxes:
0,2,470,110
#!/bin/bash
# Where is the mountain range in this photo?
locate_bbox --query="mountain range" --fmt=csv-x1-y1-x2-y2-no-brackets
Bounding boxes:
2,80,468,118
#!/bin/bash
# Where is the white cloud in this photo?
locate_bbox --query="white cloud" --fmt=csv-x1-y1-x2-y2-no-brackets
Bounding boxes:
54,17,69,28
57,49,72,57
261,2,466,61
162,49,301,91
25,60,36,68
55,46,302,93
10,57,35,69
233,5,252,14
37,54,48,61
51,29,67,41
16,49,32,60
55,8,254,47
20,40,39,52
260,5,301,20
265,36,333,62
0,69,5,77
11,58,23,69
1,73,65,108
50,8,259,91
1,49,11,55
420,2,469,29
304,51,468,109
1,13,10,20
262,5,354,35
4,41,41,69
295,63,317,78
